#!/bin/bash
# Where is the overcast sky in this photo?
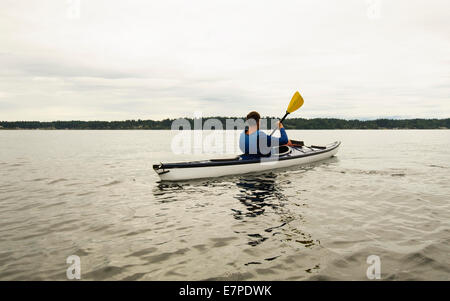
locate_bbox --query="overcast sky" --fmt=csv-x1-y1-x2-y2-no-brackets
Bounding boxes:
0,0,449,121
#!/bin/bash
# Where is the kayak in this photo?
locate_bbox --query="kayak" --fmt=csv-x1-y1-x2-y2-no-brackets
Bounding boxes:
153,141,341,181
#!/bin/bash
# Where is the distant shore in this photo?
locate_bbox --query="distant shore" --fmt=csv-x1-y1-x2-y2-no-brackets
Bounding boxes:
0,118,449,130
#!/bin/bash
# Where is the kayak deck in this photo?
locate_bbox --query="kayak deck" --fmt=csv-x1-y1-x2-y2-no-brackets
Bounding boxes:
153,141,341,181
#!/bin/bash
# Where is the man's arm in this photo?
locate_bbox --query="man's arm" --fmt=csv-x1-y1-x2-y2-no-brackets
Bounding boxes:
266,123,289,147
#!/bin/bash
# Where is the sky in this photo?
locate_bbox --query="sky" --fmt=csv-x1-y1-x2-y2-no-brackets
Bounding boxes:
0,0,449,121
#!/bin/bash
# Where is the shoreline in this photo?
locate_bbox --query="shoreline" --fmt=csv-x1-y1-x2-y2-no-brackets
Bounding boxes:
1,118,448,130
1,128,448,131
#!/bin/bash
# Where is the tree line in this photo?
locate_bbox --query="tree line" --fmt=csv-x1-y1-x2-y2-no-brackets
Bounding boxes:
0,118,449,130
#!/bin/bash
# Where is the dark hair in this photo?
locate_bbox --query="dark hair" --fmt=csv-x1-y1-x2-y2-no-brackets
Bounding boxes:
246,111,260,130
246,111,260,122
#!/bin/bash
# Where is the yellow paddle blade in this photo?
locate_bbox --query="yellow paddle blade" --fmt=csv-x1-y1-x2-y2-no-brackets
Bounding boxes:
286,91,304,113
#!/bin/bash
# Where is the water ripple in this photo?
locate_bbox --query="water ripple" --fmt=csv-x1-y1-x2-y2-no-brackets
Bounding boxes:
1,130,449,280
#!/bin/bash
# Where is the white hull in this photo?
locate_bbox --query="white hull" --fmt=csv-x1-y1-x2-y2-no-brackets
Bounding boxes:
154,142,340,181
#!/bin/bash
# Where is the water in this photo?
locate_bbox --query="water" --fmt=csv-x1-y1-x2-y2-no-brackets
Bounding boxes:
0,130,449,280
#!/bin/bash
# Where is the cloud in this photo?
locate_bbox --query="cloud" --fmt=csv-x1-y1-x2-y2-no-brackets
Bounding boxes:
0,0,449,121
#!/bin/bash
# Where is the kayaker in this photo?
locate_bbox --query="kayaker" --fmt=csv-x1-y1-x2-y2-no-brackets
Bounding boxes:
239,111,289,156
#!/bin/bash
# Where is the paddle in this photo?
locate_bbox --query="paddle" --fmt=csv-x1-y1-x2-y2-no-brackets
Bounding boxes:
270,91,304,135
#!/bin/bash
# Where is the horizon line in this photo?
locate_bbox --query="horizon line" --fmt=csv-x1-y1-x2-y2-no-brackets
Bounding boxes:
1,117,450,123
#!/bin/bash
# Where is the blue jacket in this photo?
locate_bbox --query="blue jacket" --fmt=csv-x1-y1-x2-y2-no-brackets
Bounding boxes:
239,128,289,156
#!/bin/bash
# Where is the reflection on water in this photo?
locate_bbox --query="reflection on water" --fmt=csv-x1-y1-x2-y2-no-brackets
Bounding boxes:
152,172,289,220
233,173,290,249
233,173,320,251
153,182,185,203
233,173,286,219
151,171,319,250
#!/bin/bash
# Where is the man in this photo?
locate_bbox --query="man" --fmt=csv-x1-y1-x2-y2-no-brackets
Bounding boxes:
239,111,290,156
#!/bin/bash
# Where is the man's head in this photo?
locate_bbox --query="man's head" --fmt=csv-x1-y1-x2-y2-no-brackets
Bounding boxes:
246,111,260,129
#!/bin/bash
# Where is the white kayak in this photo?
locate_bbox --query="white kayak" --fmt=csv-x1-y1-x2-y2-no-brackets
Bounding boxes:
153,141,341,181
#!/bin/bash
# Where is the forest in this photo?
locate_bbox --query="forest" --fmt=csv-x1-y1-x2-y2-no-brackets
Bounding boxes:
0,118,449,130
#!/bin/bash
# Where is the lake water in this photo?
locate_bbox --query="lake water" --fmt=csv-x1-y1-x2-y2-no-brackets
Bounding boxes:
0,130,449,280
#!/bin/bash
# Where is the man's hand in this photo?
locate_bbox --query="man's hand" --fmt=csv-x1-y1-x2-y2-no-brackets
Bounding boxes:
277,121,284,129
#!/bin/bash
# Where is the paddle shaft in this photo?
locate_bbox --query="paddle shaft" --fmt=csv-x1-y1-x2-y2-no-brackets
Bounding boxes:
270,112,289,136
